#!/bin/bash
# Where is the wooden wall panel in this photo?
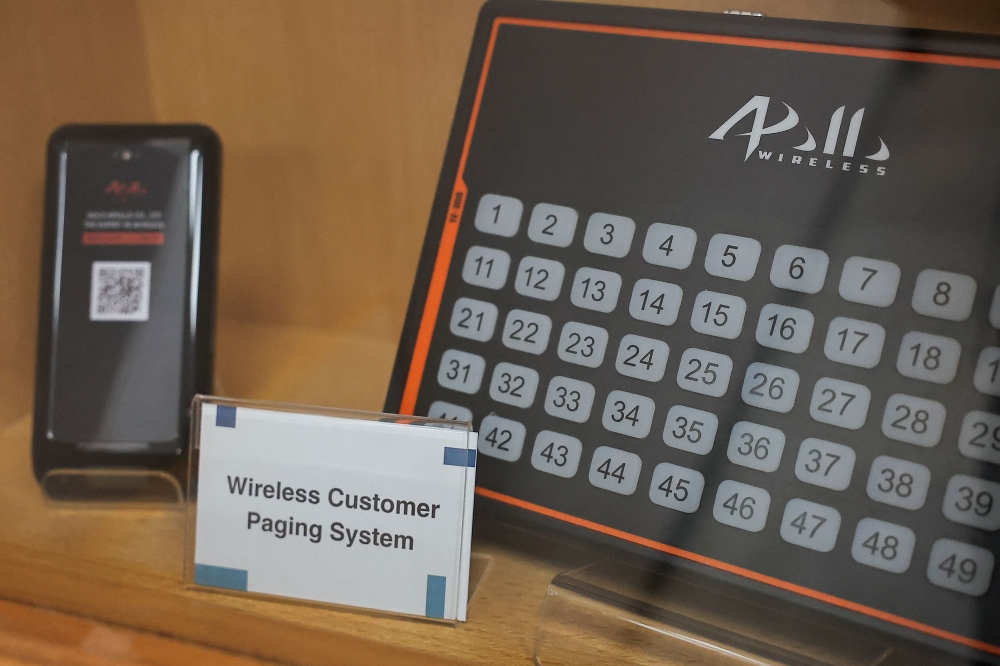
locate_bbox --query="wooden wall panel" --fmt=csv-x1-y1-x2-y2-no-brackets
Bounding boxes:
135,0,481,330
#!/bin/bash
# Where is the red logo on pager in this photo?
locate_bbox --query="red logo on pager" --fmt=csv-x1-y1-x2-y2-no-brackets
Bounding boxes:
105,180,147,198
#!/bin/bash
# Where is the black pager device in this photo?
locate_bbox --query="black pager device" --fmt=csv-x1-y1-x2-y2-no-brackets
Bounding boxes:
32,124,221,500
388,1,1000,661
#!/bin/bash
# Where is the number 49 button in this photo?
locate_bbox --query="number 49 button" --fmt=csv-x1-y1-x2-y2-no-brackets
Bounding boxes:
713,480,770,532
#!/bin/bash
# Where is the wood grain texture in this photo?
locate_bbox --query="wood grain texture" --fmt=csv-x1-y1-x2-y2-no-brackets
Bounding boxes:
1,1,1000,663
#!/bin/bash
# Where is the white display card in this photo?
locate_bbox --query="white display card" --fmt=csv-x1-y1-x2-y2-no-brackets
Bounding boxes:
186,398,476,622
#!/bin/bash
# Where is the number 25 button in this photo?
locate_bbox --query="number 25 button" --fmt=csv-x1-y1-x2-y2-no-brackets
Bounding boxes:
713,480,770,532
769,245,829,294
677,348,733,397
741,363,799,413
704,233,761,282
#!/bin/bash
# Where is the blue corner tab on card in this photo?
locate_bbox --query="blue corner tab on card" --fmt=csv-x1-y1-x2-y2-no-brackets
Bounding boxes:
195,563,248,591
216,405,237,428
443,447,476,467
425,575,446,618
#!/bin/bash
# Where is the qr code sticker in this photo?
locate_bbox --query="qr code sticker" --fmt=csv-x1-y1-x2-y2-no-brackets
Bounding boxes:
89,261,152,322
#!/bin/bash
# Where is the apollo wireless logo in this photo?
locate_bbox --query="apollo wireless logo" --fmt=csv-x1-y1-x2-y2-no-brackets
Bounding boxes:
709,95,889,175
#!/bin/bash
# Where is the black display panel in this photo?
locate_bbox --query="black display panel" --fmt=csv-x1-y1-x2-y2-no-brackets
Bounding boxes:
387,1,1000,660
33,125,220,484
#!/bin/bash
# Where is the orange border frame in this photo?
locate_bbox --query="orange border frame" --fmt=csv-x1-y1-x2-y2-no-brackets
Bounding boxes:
399,16,1000,657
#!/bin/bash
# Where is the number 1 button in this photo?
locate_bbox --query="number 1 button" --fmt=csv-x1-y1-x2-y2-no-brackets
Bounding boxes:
838,257,900,307
704,233,761,282
474,194,522,237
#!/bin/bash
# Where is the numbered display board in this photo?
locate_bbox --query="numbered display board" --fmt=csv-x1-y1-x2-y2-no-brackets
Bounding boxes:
386,1,1000,659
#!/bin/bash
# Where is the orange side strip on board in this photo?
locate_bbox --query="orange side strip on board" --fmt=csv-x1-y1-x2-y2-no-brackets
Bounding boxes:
403,17,1000,653
476,487,1000,657
398,19,503,415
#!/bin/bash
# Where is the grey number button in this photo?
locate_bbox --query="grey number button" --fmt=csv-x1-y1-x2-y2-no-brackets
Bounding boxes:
727,421,785,473
690,290,747,339
629,279,683,326
851,518,915,574
823,317,886,369
896,331,961,384
756,304,814,354
663,405,718,455
839,257,900,307
958,411,1000,465
449,297,499,342
642,223,697,269
795,438,856,491
866,455,931,510
704,233,761,282
770,245,829,294
991,286,1000,329
462,246,510,290
544,376,596,424
557,322,609,368
588,446,642,495
501,309,552,354
780,499,842,553
474,194,522,237
881,394,946,447
428,401,472,424
927,539,995,596
809,377,871,430
943,474,1000,531
677,348,733,397
912,269,977,322
741,362,800,413
527,203,577,247
514,256,565,301
478,415,526,462
531,431,582,478
584,213,635,258
488,362,539,408
437,350,486,394
649,463,705,513
602,390,656,439
974,347,1000,397
615,334,669,382
571,267,622,313
713,480,770,532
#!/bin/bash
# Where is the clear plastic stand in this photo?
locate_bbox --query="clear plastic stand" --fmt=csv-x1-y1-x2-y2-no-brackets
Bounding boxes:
41,468,184,505
534,560,976,666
